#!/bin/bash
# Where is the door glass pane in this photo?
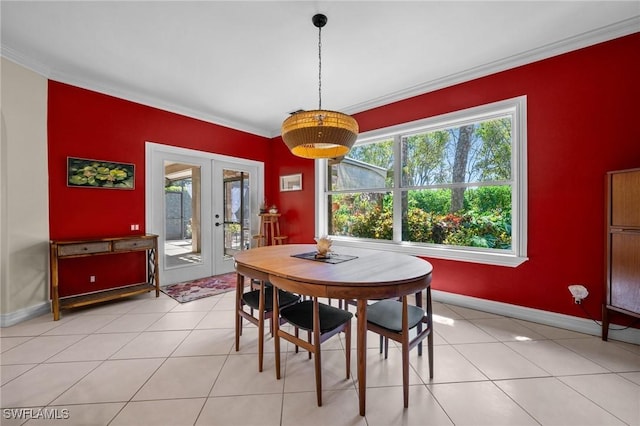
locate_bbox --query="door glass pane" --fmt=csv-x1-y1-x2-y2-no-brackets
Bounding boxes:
223,169,251,256
164,161,202,268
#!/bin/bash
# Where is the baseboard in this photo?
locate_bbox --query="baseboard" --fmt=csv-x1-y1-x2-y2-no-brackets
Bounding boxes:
433,290,640,346
0,301,51,328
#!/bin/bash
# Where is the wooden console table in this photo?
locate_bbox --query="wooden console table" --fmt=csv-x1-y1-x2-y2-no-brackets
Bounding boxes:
50,234,159,320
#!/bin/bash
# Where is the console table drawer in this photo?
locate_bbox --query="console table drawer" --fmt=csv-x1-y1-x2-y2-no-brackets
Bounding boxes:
58,241,111,257
113,238,155,251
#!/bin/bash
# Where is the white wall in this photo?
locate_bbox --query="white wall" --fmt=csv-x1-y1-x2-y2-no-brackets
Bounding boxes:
0,57,50,326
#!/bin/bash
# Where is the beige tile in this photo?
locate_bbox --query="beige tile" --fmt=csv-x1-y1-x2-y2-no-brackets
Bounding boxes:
1,364,37,386
354,347,422,388
620,371,640,385
0,337,32,353
96,313,164,333
126,298,180,314
496,377,626,425
172,329,235,356
434,319,498,344
43,315,120,335
0,314,73,337
110,330,189,359
133,355,225,400
210,293,236,311
431,302,465,320
197,394,283,426
1,335,84,365
73,297,144,315
454,342,550,380
283,348,353,393
445,305,504,320
471,317,547,341
48,333,138,362
365,385,453,426
557,337,640,372
412,344,486,383
430,381,538,425
52,358,163,405
23,403,124,425
281,389,366,426
559,373,640,425
210,353,284,396
195,310,236,329
146,311,207,331
506,340,609,375
514,319,590,340
170,295,220,312
110,398,205,426
1,361,100,407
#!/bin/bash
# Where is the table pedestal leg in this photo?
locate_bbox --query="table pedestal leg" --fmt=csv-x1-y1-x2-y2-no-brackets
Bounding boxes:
357,299,367,416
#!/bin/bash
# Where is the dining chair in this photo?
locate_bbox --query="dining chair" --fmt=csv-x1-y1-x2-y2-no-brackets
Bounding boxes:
365,286,433,407
235,277,300,372
273,292,353,406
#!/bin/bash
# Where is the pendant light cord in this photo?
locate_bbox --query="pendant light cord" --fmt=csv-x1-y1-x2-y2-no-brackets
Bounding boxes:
318,25,322,110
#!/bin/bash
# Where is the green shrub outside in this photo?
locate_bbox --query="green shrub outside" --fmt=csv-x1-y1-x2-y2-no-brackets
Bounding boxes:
330,186,512,249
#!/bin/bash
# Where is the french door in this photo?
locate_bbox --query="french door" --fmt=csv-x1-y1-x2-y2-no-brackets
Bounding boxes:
146,143,263,285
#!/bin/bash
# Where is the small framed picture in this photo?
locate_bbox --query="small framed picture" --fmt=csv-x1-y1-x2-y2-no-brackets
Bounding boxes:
280,173,302,192
67,157,135,189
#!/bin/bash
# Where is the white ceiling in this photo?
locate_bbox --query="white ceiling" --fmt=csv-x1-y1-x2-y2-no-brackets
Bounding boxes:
2,1,638,138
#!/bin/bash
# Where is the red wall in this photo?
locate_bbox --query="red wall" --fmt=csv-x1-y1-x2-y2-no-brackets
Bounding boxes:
271,33,640,320
48,82,272,295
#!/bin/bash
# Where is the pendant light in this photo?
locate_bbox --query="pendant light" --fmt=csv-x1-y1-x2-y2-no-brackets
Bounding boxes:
281,14,358,160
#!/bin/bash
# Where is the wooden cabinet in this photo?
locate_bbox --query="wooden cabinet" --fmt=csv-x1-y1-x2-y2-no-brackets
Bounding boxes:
50,234,160,320
603,168,640,340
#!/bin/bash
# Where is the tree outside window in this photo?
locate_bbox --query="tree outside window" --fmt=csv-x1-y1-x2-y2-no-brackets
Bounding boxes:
321,96,526,265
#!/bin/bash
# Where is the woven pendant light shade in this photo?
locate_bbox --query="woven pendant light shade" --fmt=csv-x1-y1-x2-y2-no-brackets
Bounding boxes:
281,14,358,160
282,109,359,159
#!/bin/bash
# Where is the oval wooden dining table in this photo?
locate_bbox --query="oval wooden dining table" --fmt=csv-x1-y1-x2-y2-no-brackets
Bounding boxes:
234,243,433,416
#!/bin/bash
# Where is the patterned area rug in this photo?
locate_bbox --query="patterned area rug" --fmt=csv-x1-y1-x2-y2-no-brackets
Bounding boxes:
160,272,236,303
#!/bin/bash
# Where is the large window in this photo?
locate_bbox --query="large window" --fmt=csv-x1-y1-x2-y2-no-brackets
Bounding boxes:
317,96,527,266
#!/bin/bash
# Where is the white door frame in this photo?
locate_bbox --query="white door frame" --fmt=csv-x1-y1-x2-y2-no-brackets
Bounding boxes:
145,142,264,284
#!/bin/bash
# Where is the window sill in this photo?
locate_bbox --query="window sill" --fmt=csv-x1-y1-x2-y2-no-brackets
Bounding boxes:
328,238,528,267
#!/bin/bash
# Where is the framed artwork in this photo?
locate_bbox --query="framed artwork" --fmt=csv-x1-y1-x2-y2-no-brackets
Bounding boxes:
280,173,302,192
67,157,135,189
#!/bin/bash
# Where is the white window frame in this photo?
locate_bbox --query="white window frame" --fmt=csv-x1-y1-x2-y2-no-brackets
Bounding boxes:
316,96,528,267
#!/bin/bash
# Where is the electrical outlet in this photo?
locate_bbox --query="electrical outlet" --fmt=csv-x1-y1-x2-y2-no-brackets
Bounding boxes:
568,284,588,304
90,275,96,283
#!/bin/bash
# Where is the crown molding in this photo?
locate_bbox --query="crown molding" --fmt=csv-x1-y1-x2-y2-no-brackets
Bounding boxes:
1,45,271,138
4,16,638,140
267,16,640,138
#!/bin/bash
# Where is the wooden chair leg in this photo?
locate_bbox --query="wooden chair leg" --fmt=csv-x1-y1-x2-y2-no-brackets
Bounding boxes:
235,274,243,351
313,298,323,406
401,296,410,408
274,285,282,380
345,321,351,379
257,281,265,372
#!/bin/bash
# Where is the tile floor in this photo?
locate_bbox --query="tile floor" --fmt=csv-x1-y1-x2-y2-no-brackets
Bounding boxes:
1,290,639,426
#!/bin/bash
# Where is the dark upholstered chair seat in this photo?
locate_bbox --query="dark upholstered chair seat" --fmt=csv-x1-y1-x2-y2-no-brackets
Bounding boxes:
242,287,300,312
366,299,425,332
280,300,353,333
